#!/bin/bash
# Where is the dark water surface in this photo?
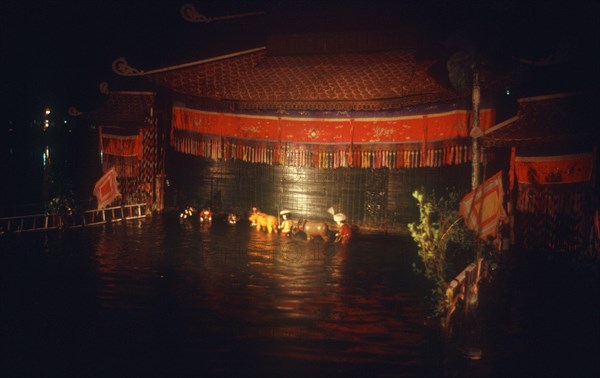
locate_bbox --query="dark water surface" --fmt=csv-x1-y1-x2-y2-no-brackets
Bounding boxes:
1,214,442,377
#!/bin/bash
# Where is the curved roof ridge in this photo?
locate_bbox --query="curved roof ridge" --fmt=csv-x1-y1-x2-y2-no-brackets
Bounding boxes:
113,47,266,77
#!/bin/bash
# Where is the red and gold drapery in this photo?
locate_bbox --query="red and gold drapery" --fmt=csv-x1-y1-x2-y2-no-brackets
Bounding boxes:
170,106,495,169
510,151,597,256
459,171,507,240
510,152,595,215
99,127,143,177
93,167,121,209
514,153,594,185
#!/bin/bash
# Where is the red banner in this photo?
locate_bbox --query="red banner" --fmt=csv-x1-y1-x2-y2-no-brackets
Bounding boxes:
93,168,121,209
172,106,494,144
170,106,493,169
514,153,593,184
100,127,143,159
459,171,507,240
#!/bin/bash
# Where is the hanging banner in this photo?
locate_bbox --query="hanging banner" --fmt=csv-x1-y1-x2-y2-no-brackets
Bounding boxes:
170,106,493,169
459,171,507,240
100,128,143,159
514,153,593,184
172,106,494,143
93,167,121,210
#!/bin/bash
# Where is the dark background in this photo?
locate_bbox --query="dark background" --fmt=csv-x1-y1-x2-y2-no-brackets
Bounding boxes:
1,0,598,210
2,0,598,124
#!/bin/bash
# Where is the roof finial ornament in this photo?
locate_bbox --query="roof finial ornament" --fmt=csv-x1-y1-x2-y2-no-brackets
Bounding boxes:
112,57,144,76
180,3,264,23
68,107,82,117
99,82,110,94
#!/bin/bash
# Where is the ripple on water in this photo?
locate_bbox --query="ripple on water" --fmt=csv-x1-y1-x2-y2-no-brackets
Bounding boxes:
1,214,435,376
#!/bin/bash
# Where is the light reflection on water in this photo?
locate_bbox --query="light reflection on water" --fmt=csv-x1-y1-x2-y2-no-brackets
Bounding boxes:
1,213,440,377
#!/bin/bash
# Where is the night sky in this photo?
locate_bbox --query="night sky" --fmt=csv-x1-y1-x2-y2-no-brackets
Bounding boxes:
1,0,598,126
1,1,199,123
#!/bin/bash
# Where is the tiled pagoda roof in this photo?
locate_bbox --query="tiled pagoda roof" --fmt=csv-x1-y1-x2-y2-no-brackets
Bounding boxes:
81,90,156,130
482,92,599,149
113,47,462,111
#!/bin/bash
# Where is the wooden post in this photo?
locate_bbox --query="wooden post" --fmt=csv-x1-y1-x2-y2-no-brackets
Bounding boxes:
464,263,478,315
471,70,482,190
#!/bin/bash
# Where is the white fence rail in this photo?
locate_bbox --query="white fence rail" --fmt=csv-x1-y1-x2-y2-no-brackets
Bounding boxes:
443,257,484,332
0,204,148,233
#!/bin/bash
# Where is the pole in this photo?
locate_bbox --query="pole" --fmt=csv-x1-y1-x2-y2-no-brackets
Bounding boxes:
471,69,482,190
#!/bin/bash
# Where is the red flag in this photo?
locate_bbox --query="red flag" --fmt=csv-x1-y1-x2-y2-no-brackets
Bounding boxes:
100,127,143,159
93,168,121,209
514,153,593,185
459,171,507,240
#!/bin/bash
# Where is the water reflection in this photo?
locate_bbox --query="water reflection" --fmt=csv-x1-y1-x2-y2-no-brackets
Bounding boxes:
1,214,436,377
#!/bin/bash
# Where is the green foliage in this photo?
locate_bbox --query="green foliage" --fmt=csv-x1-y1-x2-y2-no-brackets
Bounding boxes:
46,195,75,215
408,188,477,316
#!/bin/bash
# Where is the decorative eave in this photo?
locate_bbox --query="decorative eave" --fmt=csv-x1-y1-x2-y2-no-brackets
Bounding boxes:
112,47,267,77
179,3,265,23
482,92,599,149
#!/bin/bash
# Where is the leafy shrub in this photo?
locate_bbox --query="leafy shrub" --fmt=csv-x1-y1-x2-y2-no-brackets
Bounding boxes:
409,188,477,315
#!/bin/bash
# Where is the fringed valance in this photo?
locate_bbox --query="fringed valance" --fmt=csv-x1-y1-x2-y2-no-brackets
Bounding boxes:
514,153,594,185
171,130,473,169
170,106,494,169
99,127,143,178
101,155,139,178
516,184,590,215
99,127,143,158
510,151,595,215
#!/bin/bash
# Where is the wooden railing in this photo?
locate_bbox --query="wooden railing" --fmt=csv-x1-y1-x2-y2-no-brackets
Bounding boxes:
443,257,484,333
0,203,148,233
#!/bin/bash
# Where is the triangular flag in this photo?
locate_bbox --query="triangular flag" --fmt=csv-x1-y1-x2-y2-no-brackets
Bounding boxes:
93,167,121,210
459,171,507,240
